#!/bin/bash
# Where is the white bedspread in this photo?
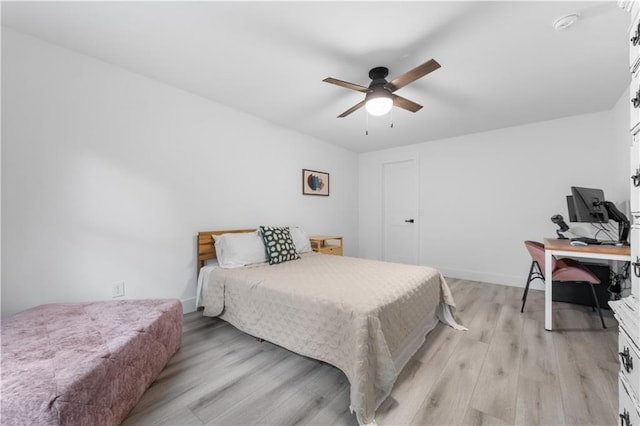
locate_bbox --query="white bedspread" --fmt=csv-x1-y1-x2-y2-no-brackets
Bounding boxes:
199,252,462,424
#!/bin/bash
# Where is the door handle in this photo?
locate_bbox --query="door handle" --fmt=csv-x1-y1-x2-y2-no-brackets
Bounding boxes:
404,219,415,223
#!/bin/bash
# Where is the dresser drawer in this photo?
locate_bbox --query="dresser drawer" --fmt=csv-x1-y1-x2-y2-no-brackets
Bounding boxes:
632,72,640,134
318,246,343,256
619,326,640,400
620,375,640,426
631,10,640,74
632,227,640,298
632,140,640,215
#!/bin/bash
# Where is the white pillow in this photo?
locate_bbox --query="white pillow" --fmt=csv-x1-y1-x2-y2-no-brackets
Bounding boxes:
289,227,312,254
212,232,267,268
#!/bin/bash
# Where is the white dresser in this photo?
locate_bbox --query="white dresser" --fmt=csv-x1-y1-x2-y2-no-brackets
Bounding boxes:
612,2,640,425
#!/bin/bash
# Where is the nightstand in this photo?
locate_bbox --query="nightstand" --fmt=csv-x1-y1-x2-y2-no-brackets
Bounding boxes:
309,236,343,256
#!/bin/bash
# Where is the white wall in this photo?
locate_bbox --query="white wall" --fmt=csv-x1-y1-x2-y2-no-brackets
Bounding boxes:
1,28,358,317
359,89,631,290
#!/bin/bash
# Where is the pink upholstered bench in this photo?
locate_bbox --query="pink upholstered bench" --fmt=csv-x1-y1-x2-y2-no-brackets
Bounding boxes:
1,299,182,425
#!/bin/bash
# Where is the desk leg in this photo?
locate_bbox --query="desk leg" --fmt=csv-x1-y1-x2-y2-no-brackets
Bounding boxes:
545,250,553,331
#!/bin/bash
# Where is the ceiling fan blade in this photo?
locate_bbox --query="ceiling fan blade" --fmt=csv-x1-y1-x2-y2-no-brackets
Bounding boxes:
337,100,365,118
323,77,370,93
393,95,423,113
386,59,441,92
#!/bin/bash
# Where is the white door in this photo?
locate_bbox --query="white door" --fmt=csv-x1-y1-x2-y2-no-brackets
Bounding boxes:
383,159,419,264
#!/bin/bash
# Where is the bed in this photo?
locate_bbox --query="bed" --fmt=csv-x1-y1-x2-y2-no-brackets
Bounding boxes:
196,228,465,425
0,299,182,425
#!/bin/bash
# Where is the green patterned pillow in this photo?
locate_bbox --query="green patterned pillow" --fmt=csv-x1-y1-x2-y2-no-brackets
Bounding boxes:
259,226,300,265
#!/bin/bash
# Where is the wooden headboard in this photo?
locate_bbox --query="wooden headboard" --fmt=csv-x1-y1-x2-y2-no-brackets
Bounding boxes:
197,229,256,274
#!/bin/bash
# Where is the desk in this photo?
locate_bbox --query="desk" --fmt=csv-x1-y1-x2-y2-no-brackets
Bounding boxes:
543,238,630,331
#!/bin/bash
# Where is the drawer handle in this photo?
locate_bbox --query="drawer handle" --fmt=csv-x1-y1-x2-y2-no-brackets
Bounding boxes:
632,22,640,46
620,347,634,374
632,90,640,109
633,169,640,187
620,408,632,426
633,257,640,278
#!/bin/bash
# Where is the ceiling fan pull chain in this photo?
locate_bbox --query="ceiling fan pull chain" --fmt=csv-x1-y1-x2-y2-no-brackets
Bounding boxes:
390,107,394,128
365,111,369,135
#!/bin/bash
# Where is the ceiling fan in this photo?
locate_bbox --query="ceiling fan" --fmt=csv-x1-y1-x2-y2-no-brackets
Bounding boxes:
323,59,441,118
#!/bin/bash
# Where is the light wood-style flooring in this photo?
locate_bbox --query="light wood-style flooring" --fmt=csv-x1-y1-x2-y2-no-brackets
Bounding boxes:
123,279,619,425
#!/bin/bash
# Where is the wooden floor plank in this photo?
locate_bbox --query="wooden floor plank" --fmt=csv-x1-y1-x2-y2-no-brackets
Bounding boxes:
495,304,525,336
189,351,310,423
409,337,489,425
150,407,204,426
462,407,510,426
465,301,502,344
519,317,558,383
514,376,565,426
303,386,356,426
469,331,521,424
208,357,329,425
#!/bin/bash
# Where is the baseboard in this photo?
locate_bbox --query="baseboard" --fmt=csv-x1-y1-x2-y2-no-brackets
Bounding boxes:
181,297,197,314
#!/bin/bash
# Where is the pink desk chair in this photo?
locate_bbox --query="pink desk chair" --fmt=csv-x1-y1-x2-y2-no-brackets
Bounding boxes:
521,240,606,328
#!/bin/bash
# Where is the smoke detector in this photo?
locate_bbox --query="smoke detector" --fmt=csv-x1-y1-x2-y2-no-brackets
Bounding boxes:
553,13,579,31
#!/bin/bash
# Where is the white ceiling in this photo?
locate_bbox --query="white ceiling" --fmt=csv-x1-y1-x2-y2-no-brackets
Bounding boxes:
1,1,631,153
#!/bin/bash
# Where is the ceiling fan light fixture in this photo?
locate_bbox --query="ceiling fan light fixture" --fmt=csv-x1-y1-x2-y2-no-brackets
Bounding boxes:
365,88,393,116
365,97,393,116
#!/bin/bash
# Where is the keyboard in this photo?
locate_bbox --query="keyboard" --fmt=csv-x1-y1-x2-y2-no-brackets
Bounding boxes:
570,237,601,245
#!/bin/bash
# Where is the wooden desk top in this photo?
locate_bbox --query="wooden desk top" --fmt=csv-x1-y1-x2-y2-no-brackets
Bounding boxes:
544,238,630,256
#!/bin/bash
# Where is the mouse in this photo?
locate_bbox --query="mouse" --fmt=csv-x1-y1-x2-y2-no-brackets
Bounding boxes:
616,242,624,247
570,240,588,246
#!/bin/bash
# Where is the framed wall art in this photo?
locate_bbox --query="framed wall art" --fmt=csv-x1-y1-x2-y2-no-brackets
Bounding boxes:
302,169,329,196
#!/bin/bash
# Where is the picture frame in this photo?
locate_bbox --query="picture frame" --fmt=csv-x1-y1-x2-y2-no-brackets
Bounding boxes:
302,169,329,196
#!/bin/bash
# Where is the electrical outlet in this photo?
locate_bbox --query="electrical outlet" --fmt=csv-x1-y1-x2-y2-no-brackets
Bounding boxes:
112,281,125,298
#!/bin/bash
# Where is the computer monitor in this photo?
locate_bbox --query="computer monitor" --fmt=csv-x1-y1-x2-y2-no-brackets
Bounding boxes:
570,186,609,223
566,195,578,222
